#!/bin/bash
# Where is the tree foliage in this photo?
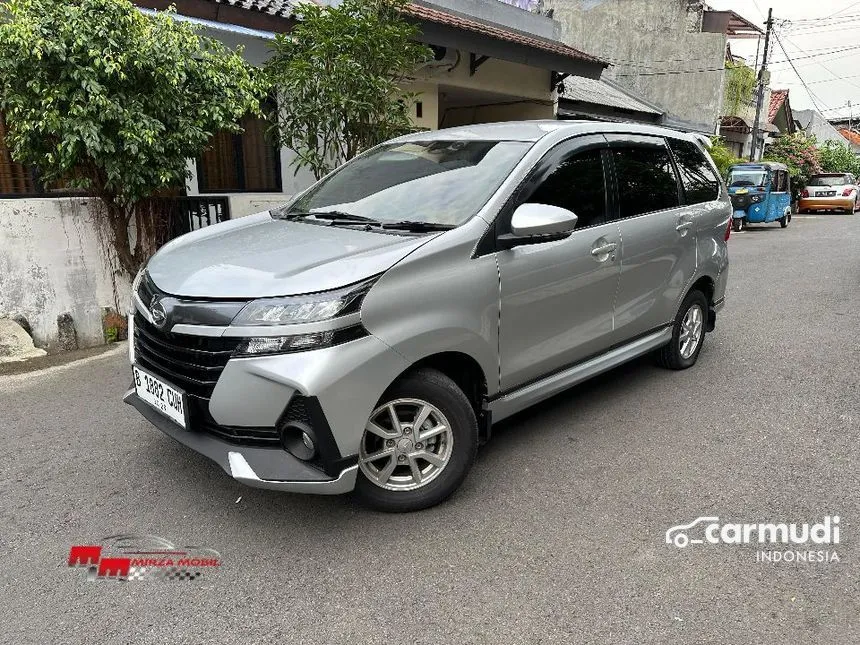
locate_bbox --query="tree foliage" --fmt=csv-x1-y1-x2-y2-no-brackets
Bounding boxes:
0,0,262,275
763,133,822,189
265,0,432,180
708,137,744,179
817,139,860,176
723,61,756,117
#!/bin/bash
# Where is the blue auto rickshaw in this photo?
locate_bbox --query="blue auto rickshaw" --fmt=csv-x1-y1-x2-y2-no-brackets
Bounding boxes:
726,162,792,232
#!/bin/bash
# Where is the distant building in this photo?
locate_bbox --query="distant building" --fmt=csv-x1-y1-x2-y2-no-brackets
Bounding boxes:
794,109,848,147
542,0,761,133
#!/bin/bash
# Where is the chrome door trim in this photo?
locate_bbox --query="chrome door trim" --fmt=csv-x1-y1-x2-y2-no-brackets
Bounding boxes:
488,326,672,423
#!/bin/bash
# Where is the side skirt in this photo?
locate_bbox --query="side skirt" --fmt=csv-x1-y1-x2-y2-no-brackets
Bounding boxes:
488,326,672,424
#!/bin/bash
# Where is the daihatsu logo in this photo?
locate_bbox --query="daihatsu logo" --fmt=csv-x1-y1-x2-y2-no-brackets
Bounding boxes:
666,516,841,564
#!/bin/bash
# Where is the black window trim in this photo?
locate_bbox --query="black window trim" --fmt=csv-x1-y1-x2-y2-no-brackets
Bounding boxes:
603,133,684,222
664,135,722,205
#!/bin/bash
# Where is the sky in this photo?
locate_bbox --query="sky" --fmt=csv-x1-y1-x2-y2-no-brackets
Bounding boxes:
706,0,860,119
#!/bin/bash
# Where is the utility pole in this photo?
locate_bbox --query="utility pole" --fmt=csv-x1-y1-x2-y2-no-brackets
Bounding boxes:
750,7,773,162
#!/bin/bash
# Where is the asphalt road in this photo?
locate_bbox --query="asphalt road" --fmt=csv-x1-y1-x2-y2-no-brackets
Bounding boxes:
2,213,859,644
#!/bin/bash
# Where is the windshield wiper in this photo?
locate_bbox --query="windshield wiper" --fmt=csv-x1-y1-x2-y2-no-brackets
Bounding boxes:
381,221,455,232
281,210,381,224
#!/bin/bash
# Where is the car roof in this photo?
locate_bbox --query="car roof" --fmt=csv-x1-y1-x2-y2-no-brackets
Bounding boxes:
394,120,705,144
730,161,788,171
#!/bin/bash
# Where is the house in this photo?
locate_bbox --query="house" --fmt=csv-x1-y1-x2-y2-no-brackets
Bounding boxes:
557,75,665,125
794,109,849,147
541,0,761,134
130,0,607,217
837,129,860,156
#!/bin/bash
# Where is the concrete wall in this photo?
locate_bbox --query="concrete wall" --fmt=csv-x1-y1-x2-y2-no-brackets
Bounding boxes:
0,198,129,350
544,0,726,133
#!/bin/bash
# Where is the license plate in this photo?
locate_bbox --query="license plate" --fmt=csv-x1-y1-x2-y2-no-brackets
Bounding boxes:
819,191,836,197
133,365,188,429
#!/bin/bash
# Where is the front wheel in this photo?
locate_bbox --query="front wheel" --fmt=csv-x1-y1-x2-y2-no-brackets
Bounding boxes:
657,290,708,370
732,219,744,232
355,368,478,512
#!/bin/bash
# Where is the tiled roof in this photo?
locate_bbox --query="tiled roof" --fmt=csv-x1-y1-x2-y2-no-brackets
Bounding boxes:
561,75,662,115
208,0,306,18
839,128,860,146
768,89,789,123
402,3,606,67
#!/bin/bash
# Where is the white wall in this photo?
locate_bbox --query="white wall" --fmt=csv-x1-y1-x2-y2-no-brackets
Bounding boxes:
0,198,129,350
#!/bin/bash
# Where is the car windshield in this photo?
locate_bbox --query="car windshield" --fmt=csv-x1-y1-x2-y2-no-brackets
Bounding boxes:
728,170,768,187
280,140,532,227
808,175,849,186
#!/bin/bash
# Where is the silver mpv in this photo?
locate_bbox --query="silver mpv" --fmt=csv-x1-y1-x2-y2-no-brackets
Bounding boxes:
126,121,730,512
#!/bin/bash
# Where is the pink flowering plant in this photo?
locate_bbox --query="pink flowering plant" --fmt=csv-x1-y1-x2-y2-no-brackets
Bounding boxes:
763,134,822,197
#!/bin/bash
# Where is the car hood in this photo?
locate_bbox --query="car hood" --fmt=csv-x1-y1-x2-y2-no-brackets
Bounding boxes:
145,212,437,298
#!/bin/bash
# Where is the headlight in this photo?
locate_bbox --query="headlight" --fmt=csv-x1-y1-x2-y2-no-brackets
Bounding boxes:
231,279,374,326
233,326,367,356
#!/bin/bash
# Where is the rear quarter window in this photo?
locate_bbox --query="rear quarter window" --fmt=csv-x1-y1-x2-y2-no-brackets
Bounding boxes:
667,138,720,204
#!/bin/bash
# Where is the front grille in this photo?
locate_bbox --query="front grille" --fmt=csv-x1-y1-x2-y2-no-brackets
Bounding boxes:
133,311,240,399
133,310,281,447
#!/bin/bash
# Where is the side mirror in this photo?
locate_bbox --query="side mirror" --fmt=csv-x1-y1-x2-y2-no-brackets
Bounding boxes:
498,203,578,250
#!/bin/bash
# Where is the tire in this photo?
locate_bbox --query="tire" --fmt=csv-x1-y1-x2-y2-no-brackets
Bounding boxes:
354,368,478,512
657,290,708,370
732,219,743,232
779,215,788,228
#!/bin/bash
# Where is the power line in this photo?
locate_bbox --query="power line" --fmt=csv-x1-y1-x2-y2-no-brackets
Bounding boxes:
784,36,860,94
771,29,830,112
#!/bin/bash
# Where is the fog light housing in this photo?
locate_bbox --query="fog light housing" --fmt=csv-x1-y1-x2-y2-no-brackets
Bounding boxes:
280,421,317,461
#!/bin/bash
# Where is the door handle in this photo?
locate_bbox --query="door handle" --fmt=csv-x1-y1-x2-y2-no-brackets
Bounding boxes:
591,243,617,256
675,221,693,232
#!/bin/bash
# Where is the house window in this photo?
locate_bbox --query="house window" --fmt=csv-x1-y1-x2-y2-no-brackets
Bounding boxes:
0,114,36,195
196,110,282,193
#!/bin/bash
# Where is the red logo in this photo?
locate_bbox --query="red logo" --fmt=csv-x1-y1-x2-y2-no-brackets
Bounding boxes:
68,535,221,582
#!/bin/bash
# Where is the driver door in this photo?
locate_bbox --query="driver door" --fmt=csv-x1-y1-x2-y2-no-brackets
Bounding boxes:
496,136,621,391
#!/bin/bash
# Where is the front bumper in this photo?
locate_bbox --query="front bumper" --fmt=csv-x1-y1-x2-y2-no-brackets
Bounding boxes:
125,389,358,493
799,197,855,211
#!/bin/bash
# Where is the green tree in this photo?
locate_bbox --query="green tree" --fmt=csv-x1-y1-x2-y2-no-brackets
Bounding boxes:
818,139,860,176
265,0,432,180
708,136,744,179
0,0,262,275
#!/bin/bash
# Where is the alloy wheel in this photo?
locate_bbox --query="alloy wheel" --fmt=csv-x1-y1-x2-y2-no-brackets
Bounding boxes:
679,304,704,359
359,398,454,491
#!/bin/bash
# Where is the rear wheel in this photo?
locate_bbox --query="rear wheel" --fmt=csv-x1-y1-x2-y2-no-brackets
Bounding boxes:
355,368,478,512
779,214,789,228
657,290,707,370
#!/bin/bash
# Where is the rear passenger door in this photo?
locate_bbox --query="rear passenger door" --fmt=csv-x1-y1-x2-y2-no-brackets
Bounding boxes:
607,135,700,343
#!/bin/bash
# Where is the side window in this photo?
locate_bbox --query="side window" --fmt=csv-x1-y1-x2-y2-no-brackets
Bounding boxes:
612,145,680,218
776,170,787,192
667,138,720,204
525,148,608,229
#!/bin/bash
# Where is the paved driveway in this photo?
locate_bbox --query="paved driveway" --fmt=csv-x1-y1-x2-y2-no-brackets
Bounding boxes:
1,214,858,644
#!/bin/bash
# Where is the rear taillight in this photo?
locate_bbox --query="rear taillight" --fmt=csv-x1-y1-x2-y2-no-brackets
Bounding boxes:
724,217,732,241
843,187,854,196
801,189,809,198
